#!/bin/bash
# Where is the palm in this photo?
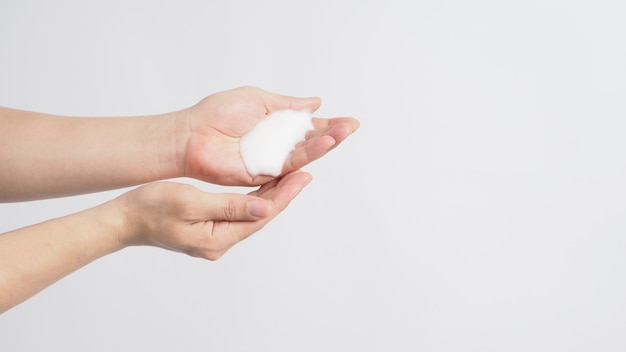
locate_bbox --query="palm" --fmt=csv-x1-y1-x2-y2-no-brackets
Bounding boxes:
180,87,359,186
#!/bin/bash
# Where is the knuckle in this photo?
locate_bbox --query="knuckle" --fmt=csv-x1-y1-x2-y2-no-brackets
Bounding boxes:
223,199,238,221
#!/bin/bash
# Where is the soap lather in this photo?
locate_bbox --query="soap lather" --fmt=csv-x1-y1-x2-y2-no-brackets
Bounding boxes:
239,109,313,177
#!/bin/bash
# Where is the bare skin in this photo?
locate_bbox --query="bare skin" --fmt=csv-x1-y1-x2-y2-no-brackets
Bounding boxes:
0,86,360,313
0,86,359,201
0,171,312,314
181,86,359,186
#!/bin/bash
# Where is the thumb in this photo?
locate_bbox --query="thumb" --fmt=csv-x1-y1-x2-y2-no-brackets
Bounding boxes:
261,89,322,113
202,194,270,221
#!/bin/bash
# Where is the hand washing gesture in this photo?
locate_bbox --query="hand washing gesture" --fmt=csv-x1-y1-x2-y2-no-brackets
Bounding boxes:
0,85,359,313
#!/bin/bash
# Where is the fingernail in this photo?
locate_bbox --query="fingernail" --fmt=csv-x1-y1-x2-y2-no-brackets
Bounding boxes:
248,200,269,217
323,136,337,149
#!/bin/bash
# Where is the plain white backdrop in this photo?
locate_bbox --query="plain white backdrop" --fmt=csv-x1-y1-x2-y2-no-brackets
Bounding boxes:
1,0,626,351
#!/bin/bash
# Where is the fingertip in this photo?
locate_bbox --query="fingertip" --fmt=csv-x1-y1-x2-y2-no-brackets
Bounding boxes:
286,169,313,184
294,172,313,196
299,171,313,186
310,96,322,111
351,118,361,132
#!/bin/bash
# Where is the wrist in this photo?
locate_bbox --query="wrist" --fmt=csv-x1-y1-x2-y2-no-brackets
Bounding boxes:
159,108,193,179
98,196,138,250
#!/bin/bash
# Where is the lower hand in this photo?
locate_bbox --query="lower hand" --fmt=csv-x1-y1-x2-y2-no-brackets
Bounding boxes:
114,170,312,260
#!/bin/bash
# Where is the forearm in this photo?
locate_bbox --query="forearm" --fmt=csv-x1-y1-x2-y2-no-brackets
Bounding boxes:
0,107,184,201
0,200,127,313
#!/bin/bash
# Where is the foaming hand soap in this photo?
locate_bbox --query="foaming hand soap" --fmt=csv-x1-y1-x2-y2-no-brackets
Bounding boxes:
240,109,314,177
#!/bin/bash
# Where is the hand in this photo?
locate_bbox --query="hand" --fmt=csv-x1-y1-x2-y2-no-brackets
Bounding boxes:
116,170,312,260
177,86,359,186
0,170,311,312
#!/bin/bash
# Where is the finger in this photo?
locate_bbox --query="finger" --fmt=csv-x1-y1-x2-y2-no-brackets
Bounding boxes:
249,170,311,200
309,117,361,141
283,117,360,172
261,170,313,211
215,171,313,248
285,135,336,171
200,193,271,221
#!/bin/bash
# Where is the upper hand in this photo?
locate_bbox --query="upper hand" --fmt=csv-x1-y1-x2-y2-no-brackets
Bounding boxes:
175,86,359,186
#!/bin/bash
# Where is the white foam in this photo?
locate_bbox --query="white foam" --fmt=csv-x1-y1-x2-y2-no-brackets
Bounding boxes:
240,109,314,177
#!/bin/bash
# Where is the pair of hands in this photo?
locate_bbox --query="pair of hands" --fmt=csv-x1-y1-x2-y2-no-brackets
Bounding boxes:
0,86,359,313
116,86,359,259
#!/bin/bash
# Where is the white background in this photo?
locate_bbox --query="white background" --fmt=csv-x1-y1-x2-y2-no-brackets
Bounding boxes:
1,0,626,351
